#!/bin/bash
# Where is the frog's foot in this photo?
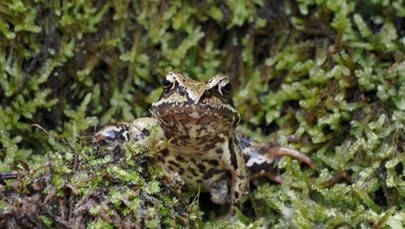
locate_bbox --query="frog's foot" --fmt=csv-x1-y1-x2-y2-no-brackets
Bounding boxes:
93,122,131,144
93,118,161,145
206,178,240,220
207,179,229,205
243,143,316,184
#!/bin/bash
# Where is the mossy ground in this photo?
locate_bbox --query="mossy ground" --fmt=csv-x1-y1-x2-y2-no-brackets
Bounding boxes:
1,0,405,228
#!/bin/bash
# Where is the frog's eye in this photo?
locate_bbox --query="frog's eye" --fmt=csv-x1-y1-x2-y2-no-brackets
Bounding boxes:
219,83,232,97
162,77,175,91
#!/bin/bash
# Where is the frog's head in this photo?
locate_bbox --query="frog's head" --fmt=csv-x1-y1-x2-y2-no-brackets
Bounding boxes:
150,72,240,134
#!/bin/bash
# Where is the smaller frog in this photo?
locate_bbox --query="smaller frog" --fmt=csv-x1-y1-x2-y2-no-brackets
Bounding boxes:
94,72,315,216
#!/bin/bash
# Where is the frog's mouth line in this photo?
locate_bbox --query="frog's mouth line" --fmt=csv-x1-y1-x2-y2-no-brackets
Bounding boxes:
150,104,239,123
149,107,238,128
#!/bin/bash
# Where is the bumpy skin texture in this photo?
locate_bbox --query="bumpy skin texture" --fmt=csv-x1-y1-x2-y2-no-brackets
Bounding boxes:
94,72,315,215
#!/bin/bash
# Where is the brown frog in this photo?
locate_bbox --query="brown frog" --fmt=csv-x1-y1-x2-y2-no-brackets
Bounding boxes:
94,71,316,216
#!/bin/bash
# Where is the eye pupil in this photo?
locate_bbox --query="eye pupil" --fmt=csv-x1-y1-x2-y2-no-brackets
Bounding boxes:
162,78,172,89
221,83,232,95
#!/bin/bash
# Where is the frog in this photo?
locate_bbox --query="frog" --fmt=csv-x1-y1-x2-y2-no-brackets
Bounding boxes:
94,71,316,216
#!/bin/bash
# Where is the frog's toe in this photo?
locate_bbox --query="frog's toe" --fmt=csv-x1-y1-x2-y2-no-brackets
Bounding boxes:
218,205,237,221
250,171,283,184
264,172,283,183
273,147,316,169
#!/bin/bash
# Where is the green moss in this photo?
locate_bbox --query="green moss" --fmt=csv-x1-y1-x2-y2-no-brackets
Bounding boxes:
0,128,196,227
1,0,405,227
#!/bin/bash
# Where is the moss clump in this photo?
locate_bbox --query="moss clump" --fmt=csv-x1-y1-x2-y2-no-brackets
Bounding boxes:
0,130,198,228
1,0,405,227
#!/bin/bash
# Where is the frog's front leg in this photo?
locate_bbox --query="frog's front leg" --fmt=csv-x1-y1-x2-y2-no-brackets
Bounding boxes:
236,133,316,183
220,135,249,217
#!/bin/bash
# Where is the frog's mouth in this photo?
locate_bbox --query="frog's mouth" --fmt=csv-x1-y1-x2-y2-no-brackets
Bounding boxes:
149,103,240,127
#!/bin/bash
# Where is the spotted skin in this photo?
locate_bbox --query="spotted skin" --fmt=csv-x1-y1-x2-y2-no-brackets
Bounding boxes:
149,72,248,212
94,71,316,216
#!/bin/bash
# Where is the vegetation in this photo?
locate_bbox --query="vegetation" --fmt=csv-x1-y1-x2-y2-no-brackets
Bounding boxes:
1,0,405,227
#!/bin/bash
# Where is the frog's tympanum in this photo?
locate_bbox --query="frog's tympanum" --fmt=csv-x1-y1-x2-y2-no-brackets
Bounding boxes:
94,72,316,216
